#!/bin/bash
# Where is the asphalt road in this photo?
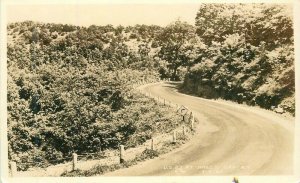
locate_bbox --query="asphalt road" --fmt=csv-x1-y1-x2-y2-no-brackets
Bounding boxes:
104,82,294,176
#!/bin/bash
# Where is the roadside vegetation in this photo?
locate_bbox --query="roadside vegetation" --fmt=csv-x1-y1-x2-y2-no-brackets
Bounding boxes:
61,126,193,176
7,21,182,170
181,4,294,115
7,3,294,172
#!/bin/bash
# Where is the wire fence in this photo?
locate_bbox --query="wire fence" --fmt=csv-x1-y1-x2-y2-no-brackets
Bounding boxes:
9,79,197,177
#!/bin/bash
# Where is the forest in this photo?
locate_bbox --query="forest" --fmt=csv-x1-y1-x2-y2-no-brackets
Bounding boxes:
182,4,294,114
7,4,294,169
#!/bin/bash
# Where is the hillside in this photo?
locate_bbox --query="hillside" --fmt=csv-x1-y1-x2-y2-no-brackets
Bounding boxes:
7,3,294,171
181,4,294,115
7,21,180,170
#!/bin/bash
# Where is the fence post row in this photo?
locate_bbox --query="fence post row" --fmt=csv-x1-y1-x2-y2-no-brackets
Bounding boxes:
8,82,199,174
137,84,199,149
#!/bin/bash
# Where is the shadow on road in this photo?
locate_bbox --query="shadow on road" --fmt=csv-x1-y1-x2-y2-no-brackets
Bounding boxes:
161,81,182,91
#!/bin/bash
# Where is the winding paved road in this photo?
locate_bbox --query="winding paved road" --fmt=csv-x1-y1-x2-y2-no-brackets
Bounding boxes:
104,82,294,176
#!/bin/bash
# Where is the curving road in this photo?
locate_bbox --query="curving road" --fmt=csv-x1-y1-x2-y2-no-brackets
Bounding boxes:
104,82,294,176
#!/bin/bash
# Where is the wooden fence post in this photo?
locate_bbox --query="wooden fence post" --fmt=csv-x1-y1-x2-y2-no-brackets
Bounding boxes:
183,114,189,122
182,126,186,136
10,162,17,177
190,113,195,130
120,145,125,163
172,131,177,144
72,153,78,171
151,138,154,150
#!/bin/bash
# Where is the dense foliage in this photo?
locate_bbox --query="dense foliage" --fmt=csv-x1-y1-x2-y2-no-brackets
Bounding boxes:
7,3,295,171
7,21,181,170
182,4,294,114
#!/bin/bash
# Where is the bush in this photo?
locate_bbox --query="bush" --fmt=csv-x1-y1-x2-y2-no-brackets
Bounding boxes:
7,21,176,170
138,149,159,160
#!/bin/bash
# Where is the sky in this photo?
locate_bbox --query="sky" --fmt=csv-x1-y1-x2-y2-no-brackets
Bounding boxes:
7,4,200,27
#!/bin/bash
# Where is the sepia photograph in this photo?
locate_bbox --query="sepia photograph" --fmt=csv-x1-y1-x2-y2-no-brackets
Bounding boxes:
0,0,299,182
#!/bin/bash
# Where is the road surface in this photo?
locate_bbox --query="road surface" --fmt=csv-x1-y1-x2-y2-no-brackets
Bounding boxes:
104,82,294,176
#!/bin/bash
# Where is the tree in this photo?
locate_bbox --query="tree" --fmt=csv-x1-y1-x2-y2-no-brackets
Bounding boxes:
184,3,294,114
156,20,197,80
195,4,293,49
195,4,238,45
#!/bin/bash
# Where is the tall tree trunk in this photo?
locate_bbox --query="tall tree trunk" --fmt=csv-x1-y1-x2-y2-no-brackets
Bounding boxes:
172,66,178,81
